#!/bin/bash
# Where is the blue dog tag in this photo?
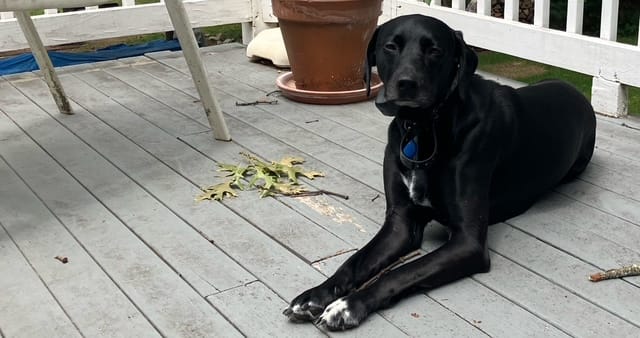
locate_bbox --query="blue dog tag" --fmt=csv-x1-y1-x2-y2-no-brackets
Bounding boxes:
403,139,417,159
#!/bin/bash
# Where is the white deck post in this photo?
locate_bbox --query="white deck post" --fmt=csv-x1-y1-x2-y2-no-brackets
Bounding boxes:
164,0,231,141
591,76,628,117
566,0,584,34
600,0,619,40
592,0,626,117
476,0,491,16
242,0,277,45
504,0,519,21
452,0,465,11
534,0,550,27
14,11,72,114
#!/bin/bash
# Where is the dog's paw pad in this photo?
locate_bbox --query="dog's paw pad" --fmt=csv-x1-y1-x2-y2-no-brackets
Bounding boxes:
315,297,362,331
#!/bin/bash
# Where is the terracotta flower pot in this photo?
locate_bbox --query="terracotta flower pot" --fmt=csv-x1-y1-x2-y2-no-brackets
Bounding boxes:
272,0,383,92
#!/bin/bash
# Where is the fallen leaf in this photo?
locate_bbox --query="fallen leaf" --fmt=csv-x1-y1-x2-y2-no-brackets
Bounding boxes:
411,312,420,318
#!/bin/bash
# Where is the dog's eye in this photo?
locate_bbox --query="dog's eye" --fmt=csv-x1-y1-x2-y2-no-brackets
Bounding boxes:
384,42,398,52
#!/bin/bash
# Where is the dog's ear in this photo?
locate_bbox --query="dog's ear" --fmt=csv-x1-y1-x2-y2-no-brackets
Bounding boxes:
365,26,380,97
454,30,478,99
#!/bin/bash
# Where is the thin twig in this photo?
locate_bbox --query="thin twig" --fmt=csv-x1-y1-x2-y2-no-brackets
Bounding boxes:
288,190,349,200
589,264,640,282
357,250,422,291
371,194,380,202
235,99,278,106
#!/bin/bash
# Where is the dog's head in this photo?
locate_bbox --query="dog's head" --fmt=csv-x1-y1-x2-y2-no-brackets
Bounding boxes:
366,15,478,119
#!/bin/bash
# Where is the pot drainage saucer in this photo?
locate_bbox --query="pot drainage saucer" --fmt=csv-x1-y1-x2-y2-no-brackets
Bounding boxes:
275,71,383,105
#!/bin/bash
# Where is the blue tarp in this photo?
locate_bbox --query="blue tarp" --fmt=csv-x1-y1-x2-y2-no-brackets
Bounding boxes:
0,39,181,76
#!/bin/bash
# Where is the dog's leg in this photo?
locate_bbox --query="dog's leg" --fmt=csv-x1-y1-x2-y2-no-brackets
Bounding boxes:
284,146,429,322
316,229,489,330
316,154,494,330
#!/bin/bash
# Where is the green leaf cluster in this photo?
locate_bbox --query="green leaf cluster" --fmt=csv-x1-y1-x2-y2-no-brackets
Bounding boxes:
196,152,324,201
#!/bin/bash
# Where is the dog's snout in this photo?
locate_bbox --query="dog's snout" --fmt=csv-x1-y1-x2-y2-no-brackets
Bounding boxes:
397,78,418,99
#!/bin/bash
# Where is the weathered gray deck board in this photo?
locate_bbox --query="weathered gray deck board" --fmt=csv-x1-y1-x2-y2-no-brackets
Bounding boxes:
0,155,157,337
0,195,81,338
2,43,640,337
0,79,243,337
9,76,255,297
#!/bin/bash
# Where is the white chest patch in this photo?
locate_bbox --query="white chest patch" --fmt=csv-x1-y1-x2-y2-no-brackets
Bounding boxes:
402,171,432,207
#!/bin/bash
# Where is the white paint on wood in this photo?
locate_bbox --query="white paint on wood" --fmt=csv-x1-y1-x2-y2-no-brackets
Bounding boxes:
431,0,442,6
0,0,252,52
0,0,111,11
477,0,491,16
566,0,584,34
504,0,519,21
43,8,57,15
533,0,550,27
163,0,230,140
600,0,619,41
0,11,14,19
592,76,628,117
14,11,71,113
396,2,640,89
452,0,465,10
122,0,135,6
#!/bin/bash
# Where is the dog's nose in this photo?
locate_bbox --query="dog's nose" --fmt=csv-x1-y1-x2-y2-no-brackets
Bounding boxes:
397,78,418,99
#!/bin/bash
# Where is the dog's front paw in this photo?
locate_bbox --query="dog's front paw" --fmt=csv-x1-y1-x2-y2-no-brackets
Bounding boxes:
315,297,368,331
283,286,337,322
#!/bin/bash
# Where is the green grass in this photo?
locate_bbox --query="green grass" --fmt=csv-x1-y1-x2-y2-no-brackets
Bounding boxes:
478,50,640,116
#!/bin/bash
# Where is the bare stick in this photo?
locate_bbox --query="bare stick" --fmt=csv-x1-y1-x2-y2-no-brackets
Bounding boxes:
357,250,422,291
589,264,640,282
289,190,349,200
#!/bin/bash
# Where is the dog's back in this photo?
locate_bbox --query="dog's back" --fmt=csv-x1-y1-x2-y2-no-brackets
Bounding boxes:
485,79,596,222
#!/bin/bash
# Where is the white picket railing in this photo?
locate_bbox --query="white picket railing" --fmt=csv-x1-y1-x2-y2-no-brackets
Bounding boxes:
1,0,638,116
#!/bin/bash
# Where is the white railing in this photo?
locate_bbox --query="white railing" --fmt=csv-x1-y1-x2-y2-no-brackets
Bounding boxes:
1,0,638,117
0,0,253,52
381,0,640,117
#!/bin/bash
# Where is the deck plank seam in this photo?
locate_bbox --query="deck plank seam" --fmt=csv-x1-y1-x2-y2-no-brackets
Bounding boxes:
0,157,86,337
504,219,640,289
485,248,640,328
4,81,260,320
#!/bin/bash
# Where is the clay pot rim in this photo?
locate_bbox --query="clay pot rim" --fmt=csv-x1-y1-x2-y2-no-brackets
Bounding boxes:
276,71,383,105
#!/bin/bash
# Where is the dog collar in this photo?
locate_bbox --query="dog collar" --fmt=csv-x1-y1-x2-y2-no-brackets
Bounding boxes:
399,117,438,169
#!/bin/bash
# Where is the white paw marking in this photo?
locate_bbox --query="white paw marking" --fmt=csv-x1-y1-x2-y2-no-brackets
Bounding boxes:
291,301,320,317
319,298,349,322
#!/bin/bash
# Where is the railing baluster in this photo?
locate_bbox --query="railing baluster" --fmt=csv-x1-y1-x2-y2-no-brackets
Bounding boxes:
452,0,465,10
1,12,15,20
566,0,584,34
431,0,441,6
44,9,58,15
534,0,550,27
477,0,491,16
600,0,619,41
122,0,136,7
504,0,519,21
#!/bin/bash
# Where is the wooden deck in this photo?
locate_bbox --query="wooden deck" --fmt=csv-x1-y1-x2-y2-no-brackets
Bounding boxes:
1,43,639,337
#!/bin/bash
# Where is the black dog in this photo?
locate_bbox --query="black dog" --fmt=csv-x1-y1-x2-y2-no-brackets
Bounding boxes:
283,14,596,330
